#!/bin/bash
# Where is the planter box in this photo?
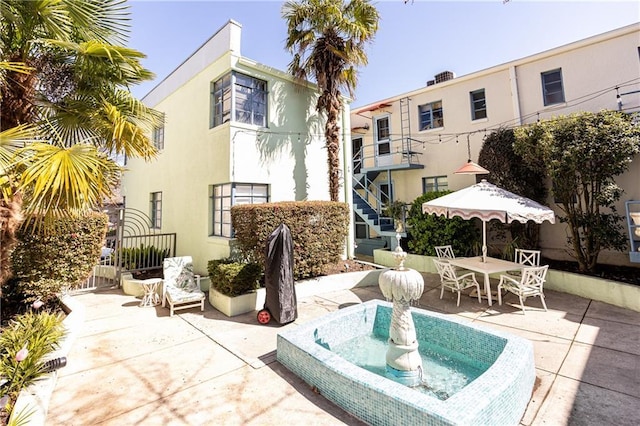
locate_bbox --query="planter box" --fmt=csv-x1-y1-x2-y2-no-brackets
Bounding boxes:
120,272,162,298
209,269,383,317
209,287,265,317
374,248,640,313
10,295,85,425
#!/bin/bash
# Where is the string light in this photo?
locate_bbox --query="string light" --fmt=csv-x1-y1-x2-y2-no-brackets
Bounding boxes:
227,78,639,150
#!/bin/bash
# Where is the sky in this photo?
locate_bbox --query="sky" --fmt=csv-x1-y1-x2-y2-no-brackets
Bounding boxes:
127,0,640,108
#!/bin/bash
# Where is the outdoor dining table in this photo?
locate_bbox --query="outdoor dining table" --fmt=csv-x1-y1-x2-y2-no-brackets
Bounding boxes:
447,256,523,306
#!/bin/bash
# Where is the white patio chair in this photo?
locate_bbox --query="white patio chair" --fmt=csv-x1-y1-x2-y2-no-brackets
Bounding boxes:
433,259,482,307
507,248,541,279
497,265,549,315
162,256,205,316
435,245,455,260
515,249,541,267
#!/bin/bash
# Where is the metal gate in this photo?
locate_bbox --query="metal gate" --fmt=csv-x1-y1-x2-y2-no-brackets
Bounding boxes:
76,208,177,292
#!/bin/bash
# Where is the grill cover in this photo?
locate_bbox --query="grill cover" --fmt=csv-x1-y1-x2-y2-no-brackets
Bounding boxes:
264,223,297,324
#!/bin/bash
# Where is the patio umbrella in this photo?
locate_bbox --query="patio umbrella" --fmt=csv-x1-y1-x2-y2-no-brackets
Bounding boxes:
422,180,556,262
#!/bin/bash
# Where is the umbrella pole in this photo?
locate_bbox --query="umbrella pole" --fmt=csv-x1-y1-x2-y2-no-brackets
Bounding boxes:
482,221,487,262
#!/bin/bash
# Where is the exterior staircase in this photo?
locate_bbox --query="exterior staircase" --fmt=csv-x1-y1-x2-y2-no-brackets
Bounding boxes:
352,172,404,238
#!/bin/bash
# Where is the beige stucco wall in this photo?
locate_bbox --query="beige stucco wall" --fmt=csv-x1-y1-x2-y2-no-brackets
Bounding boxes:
122,21,350,276
351,23,640,267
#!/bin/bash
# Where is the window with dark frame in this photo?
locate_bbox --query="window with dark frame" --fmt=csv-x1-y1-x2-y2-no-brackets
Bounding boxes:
379,182,393,206
352,136,363,174
541,69,565,106
375,116,391,156
211,72,267,128
418,101,444,130
354,212,368,239
152,113,165,150
422,176,448,193
209,183,269,238
150,192,162,229
470,89,487,120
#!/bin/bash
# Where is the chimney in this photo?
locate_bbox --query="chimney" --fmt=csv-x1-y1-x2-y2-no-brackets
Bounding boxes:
426,80,435,86
434,71,455,84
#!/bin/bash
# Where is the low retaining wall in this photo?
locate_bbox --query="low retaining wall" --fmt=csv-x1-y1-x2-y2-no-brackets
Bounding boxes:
374,249,640,312
210,269,383,317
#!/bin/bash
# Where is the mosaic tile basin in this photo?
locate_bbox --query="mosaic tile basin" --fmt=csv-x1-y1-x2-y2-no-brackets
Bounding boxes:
277,300,535,426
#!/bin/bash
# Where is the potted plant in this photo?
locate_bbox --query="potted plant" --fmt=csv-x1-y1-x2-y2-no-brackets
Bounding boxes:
383,200,407,232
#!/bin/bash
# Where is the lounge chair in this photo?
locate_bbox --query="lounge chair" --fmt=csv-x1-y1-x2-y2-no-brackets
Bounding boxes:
162,256,205,316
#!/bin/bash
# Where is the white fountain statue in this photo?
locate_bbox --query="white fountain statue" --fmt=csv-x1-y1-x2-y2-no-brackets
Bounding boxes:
378,231,425,387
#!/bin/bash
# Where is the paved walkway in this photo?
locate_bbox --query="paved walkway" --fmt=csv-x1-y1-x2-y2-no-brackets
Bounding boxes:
47,273,640,425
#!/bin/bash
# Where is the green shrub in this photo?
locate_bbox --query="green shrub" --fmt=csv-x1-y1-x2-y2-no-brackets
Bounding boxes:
207,259,262,297
11,212,108,289
15,279,65,306
231,201,349,280
116,244,169,271
0,310,65,412
406,191,480,256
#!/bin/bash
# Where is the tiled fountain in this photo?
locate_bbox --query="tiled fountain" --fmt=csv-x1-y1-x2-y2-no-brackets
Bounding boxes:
277,237,535,425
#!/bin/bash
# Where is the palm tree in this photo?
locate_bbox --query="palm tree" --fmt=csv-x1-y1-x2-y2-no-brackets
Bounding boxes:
283,0,379,201
0,0,160,230
0,0,159,300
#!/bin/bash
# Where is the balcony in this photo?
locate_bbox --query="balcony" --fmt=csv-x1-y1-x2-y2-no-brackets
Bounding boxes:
354,137,425,174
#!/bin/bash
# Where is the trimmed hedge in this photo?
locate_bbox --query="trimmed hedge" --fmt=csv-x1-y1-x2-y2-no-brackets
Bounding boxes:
11,212,108,289
231,201,349,280
207,259,262,297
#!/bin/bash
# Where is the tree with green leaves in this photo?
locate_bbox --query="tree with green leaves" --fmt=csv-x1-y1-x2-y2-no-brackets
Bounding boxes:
283,0,379,201
0,0,159,227
514,110,640,272
0,0,160,309
478,127,548,249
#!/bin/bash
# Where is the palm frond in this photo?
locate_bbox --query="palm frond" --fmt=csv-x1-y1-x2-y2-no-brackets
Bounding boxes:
18,142,121,230
62,0,131,45
0,61,34,74
42,39,152,87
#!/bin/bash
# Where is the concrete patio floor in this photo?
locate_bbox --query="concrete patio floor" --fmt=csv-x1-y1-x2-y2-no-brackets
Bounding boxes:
46,273,640,425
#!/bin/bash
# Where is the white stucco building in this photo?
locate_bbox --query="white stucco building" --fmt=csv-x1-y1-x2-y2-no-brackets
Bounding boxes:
122,20,353,278
350,23,640,265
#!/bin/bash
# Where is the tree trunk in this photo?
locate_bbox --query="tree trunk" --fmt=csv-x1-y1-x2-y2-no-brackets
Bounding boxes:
324,97,342,202
0,192,24,324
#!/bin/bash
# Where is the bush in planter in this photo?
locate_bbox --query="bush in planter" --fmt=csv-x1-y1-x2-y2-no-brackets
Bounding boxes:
207,259,262,297
0,309,65,415
115,244,169,271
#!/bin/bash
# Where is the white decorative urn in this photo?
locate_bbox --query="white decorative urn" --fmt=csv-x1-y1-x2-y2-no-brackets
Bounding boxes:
378,234,425,387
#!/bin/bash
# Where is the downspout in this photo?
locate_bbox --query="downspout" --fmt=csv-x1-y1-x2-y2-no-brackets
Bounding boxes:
509,65,523,125
342,101,355,259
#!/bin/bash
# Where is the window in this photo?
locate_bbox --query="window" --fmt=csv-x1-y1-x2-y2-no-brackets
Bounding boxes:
379,183,393,206
375,116,390,155
422,176,448,193
541,69,565,106
354,212,368,239
150,192,162,229
152,113,165,150
210,183,269,237
352,137,363,174
470,89,487,120
211,72,267,128
418,101,444,130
